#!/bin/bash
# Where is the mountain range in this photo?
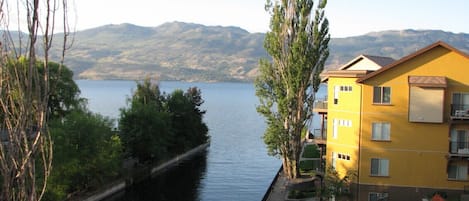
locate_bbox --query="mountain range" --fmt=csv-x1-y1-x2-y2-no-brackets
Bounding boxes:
50,21,469,82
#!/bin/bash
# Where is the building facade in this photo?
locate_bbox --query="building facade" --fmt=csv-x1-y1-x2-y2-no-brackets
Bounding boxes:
318,41,469,200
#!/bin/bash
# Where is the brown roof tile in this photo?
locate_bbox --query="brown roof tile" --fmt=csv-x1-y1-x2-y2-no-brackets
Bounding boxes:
362,55,396,67
408,76,447,88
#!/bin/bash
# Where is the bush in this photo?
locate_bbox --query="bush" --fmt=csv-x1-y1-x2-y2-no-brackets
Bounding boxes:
45,110,123,200
302,144,320,158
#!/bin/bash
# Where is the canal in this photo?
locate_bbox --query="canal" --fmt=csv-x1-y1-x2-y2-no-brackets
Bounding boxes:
78,80,284,201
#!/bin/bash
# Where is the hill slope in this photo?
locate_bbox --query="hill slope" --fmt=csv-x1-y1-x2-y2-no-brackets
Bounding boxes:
57,22,266,81
53,22,469,81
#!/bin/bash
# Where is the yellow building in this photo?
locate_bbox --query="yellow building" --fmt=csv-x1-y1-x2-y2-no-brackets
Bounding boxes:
318,41,469,200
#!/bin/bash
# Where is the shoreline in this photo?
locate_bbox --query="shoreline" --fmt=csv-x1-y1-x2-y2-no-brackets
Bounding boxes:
80,142,210,201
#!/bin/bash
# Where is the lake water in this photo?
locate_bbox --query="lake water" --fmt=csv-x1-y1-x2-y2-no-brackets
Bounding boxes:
76,80,325,201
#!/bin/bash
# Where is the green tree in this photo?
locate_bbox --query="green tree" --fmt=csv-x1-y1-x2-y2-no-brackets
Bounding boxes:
255,0,330,179
46,110,122,200
166,88,209,153
119,78,171,163
41,62,84,119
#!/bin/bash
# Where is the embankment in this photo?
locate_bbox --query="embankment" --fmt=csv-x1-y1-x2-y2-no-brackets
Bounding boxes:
81,142,210,201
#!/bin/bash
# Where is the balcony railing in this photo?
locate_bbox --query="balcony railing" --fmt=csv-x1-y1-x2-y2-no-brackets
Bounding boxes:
313,129,327,140
449,141,469,155
313,98,328,113
451,104,469,119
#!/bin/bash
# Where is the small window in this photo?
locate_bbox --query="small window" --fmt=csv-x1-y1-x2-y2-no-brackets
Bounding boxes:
372,122,391,141
369,192,389,201
371,158,389,176
339,85,353,92
346,155,350,160
448,162,468,180
373,86,391,104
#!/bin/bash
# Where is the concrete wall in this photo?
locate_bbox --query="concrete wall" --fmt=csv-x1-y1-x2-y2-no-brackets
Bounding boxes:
82,142,210,201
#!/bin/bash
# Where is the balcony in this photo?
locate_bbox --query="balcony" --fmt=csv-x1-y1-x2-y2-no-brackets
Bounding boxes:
313,98,328,114
311,129,327,145
450,104,469,121
449,141,469,156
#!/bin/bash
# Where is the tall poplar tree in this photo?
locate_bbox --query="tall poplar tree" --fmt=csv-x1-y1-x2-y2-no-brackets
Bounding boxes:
256,0,329,179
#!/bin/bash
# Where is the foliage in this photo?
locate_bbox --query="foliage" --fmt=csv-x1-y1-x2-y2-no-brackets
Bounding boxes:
166,88,209,153
119,78,209,164
299,160,321,172
302,144,320,158
45,110,122,200
120,103,172,162
255,0,330,179
41,62,84,119
321,167,357,199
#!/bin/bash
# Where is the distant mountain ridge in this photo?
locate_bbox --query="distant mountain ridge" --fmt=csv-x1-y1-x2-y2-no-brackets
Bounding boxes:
51,22,469,82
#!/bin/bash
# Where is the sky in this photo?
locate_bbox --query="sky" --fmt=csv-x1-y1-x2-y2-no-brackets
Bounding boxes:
70,0,469,38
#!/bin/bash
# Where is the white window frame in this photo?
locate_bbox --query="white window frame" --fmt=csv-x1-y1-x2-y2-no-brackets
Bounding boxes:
371,122,391,141
370,158,389,176
373,86,391,104
332,119,338,139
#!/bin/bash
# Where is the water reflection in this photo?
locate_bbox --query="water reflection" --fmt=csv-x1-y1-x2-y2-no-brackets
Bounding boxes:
105,150,208,201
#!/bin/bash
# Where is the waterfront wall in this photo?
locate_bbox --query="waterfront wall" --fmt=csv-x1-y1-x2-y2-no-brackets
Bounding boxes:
261,166,283,201
82,142,210,201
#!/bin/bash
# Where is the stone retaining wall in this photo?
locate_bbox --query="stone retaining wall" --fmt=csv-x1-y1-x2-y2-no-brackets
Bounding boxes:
82,142,210,201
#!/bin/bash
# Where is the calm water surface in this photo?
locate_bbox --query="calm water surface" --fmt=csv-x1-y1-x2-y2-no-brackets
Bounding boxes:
77,80,284,201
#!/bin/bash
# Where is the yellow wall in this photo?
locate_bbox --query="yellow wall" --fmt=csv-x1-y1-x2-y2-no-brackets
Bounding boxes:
326,77,361,178
359,46,469,190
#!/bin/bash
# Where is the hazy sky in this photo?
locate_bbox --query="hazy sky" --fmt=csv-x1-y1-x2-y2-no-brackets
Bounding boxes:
73,0,469,38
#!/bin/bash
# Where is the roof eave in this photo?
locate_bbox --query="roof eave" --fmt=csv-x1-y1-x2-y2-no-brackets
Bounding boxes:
356,41,469,83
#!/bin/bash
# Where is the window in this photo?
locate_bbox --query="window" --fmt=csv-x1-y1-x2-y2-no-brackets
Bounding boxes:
332,119,338,139
452,93,469,116
334,86,339,104
448,162,468,180
369,192,389,201
373,86,391,104
450,130,469,153
339,119,352,127
371,158,389,176
372,122,390,141
340,85,353,92
331,152,337,170
336,153,351,161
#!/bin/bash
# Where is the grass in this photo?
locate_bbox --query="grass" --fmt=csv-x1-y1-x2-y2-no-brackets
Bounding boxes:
302,144,320,158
